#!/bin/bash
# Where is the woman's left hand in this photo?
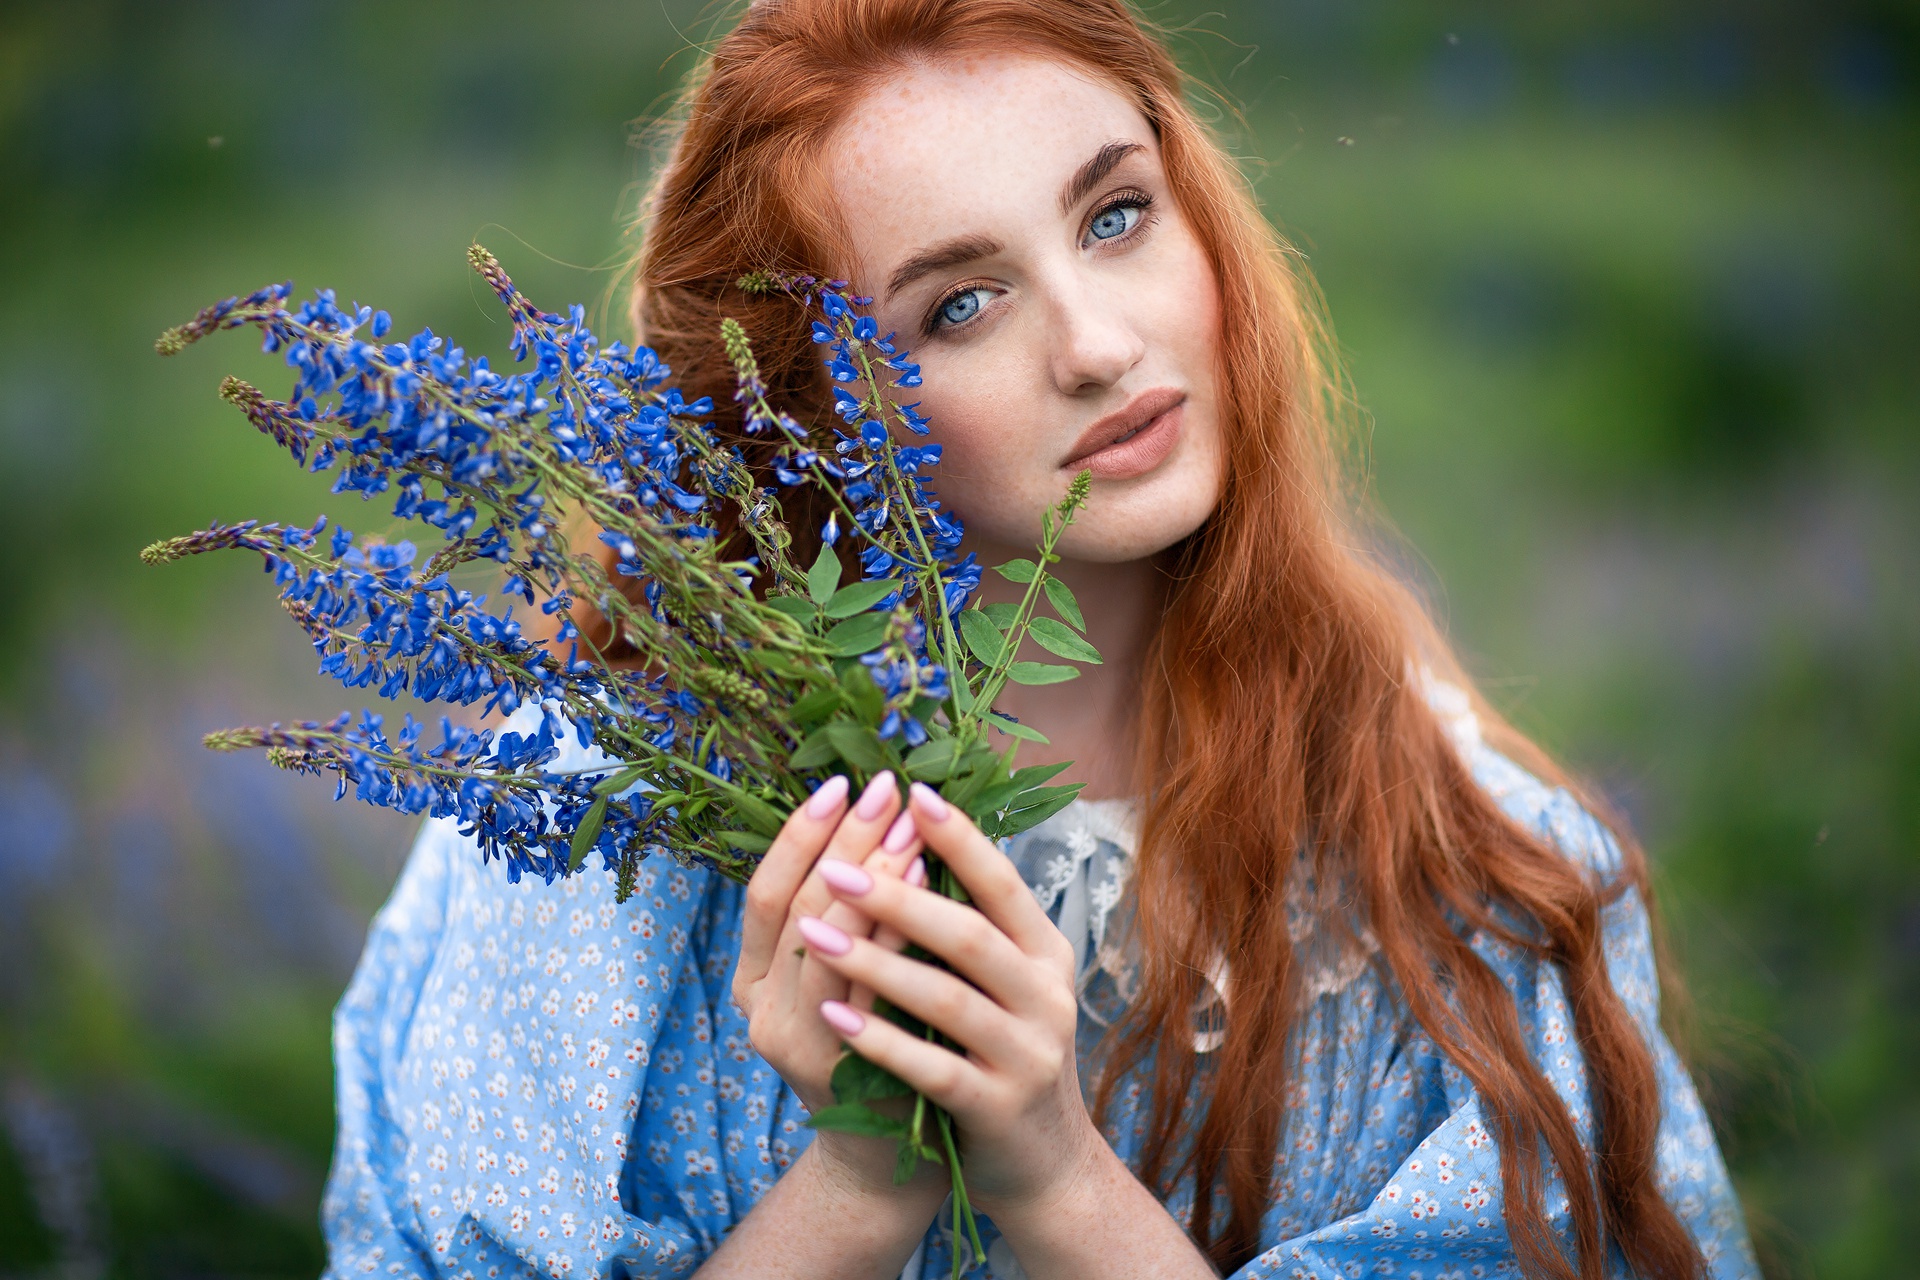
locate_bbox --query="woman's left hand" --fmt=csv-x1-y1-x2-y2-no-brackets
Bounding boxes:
796,780,1104,1215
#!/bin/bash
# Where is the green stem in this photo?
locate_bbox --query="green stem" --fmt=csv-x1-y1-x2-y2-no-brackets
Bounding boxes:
936,1107,984,1276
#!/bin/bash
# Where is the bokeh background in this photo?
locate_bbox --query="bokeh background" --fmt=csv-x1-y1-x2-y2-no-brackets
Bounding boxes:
1,1,1914,1275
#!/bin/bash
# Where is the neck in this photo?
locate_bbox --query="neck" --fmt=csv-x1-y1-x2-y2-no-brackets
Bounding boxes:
966,542,1166,802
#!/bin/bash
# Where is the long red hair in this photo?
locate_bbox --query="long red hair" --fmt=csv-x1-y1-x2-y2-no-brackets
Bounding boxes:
614,2,1705,1276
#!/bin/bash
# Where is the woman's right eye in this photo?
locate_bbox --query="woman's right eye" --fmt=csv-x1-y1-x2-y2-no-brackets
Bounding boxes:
931,287,992,331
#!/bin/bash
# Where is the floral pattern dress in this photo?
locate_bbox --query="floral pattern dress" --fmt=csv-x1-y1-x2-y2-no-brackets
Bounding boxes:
321,692,1757,1279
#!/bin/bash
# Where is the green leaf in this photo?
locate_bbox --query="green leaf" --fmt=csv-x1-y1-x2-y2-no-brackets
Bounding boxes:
803,1103,910,1139
824,719,887,774
718,829,774,854
981,602,1018,629
1008,760,1073,790
984,712,1049,744
568,795,608,872
1006,661,1080,686
724,789,788,838
957,608,1005,666
789,687,842,728
823,579,899,619
1027,616,1101,663
939,763,994,811
789,726,840,771
807,542,842,605
831,1051,913,1102
903,738,962,782
942,744,1017,813
947,678,974,715
970,778,1024,814
894,1139,924,1185
1043,576,1084,630
764,594,818,625
994,558,1039,584
1009,782,1082,810
824,613,889,657
998,785,1084,836
753,651,816,680
592,766,647,796
840,662,885,723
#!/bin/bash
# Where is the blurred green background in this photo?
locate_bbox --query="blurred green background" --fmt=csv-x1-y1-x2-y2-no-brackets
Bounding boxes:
0,1,1913,1275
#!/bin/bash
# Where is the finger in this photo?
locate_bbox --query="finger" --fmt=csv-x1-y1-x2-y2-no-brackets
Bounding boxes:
909,783,1065,959
822,807,922,938
793,807,922,1011
848,845,925,1011
810,860,1053,1022
799,916,1046,1074
868,844,925,955
766,771,907,991
818,999,988,1114
737,775,850,988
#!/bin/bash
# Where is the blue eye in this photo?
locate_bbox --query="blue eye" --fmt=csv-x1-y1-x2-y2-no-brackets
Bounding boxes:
1088,202,1142,242
934,288,990,329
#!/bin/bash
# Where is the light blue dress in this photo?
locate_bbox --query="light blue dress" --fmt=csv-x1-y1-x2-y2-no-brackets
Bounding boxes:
321,692,1757,1278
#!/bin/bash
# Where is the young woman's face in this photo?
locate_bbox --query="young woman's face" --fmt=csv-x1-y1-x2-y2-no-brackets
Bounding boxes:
825,54,1225,563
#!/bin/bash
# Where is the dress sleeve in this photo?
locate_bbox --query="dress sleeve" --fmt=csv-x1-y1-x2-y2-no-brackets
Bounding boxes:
321,795,812,1278
1224,761,1760,1280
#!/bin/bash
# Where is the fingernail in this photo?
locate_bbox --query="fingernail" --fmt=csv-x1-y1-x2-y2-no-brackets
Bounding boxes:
854,770,895,822
816,858,873,897
905,856,927,889
882,810,917,854
796,915,852,956
805,775,849,819
909,782,950,822
819,999,865,1037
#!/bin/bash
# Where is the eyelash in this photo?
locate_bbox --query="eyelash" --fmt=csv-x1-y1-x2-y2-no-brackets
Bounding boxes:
921,189,1158,336
1083,189,1156,248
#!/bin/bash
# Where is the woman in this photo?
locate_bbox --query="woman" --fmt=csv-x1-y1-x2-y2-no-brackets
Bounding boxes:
322,2,1756,1277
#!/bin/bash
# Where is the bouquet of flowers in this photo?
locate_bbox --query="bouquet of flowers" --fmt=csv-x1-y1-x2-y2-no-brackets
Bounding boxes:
146,245,1100,1267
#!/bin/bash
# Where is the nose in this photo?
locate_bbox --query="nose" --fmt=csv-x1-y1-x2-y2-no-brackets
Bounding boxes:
1044,273,1145,396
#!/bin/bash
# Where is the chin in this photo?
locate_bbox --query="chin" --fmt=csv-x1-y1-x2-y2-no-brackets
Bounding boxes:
1058,453,1222,562
1057,485,1219,563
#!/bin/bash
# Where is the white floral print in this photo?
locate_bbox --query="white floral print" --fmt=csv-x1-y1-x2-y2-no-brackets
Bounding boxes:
322,699,1756,1279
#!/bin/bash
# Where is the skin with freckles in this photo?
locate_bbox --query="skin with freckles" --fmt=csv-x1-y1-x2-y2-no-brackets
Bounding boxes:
830,55,1224,568
700,54,1223,1280
829,53,1226,806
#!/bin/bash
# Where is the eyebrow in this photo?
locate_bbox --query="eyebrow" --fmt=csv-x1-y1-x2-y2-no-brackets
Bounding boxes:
885,233,1003,301
1058,139,1146,215
880,140,1149,303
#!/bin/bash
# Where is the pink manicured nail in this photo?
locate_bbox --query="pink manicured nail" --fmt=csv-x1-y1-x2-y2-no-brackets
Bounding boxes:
819,999,865,1037
796,915,852,956
909,782,950,821
905,856,927,889
854,770,896,822
805,775,849,819
816,858,873,897
882,810,917,854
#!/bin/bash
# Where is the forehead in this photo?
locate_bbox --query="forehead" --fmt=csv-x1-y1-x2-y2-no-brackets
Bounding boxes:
827,54,1155,259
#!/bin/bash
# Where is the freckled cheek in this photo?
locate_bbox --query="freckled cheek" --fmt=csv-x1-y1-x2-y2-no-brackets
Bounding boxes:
917,399,1055,533
913,362,1044,482
1146,252,1223,429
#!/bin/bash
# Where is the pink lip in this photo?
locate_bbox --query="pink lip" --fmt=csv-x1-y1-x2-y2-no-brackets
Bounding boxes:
1061,388,1186,482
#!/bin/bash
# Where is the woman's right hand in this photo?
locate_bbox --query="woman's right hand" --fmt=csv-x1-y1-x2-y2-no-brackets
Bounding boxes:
730,770,947,1201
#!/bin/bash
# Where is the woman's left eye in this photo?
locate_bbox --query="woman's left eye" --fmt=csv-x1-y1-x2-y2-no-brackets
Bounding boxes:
1086,201,1144,243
